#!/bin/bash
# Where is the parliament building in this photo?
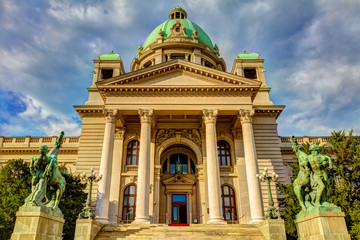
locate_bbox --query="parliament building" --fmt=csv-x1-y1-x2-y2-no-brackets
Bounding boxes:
0,7,331,226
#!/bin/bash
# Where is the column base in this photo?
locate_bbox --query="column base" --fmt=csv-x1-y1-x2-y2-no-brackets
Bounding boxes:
295,211,350,240
95,217,110,224
11,206,64,240
250,217,265,224
207,217,227,225
132,217,151,224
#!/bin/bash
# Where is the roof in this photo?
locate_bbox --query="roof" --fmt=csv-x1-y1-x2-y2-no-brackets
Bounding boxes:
142,8,214,51
98,51,120,60
237,50,260,60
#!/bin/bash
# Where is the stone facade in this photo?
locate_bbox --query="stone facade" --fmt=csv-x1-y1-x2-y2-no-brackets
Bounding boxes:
0,7,332,227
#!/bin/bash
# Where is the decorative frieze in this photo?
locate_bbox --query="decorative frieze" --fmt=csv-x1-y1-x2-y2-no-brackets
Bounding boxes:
155,129,202,148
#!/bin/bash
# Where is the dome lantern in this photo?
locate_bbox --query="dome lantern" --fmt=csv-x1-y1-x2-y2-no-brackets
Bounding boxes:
169,6,187,19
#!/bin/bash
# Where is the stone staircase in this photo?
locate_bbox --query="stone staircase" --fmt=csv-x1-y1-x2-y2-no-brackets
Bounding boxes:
95,224,266,240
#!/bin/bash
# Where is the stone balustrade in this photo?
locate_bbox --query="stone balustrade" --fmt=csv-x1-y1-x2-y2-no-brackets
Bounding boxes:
0,136,80,148
279,136,331,146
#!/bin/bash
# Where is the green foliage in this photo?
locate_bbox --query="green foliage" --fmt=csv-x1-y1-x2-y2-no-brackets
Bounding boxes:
327,130,360,239
0,160,87,240
58,166,87,240
279,131,360,240
0,159,31,240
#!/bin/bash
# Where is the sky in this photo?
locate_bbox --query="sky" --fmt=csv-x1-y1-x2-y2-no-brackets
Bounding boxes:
0,0,359,137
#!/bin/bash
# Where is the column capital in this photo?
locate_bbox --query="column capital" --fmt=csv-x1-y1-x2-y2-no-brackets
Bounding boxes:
232,128,242,139
138,109,154,123
202,109,218,124
104,109,118,123
239,109,255,124
114,127,126,139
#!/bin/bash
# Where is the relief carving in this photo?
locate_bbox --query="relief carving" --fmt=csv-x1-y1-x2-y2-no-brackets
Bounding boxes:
155,128,202,148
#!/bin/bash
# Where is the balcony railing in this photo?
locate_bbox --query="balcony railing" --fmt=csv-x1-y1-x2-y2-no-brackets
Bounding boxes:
0,136,80,148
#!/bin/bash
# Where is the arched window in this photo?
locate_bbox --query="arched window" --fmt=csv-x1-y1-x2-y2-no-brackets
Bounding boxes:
122,185,136,220
217,140,231,166
221,185,237,221
127,140,140,165
162,153,196,174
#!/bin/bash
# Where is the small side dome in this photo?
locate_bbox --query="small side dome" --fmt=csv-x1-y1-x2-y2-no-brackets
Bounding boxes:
98,51,120,60
236,50,260,60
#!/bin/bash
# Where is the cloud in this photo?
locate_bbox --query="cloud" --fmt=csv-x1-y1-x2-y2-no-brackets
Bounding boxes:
0,0,359,137
0,91,80,136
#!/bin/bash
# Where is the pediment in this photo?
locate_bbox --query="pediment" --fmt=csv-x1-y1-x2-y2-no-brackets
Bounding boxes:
163,175,196,185
97,60,261,88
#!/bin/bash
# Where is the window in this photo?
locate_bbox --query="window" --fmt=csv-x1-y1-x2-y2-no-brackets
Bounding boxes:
101,69,113,79
162,153,196,174
217,140,231,166
127,140,140,165
143,61,152,68
122,185,136,220
221,185,237,221
170,54,185,60
244,68,257,79
204,60,214,68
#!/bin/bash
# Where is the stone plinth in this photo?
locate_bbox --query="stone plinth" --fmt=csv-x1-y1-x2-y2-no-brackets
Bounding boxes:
257,219,286,240
74,219,103,240
295,211,350,240
11,206,64,240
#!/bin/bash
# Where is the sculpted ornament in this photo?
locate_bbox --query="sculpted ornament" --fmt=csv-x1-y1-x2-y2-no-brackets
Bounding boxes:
181,129,202,147
138,109,154,123
104,109,118,123
291,136,339,216
24,131,66,214
203,109,218,124
239,109,255,124
114,128,126,139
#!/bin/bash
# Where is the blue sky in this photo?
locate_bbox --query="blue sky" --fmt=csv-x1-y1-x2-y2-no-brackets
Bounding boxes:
0,0,359,137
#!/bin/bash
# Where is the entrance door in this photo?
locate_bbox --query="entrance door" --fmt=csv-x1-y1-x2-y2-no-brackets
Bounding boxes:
171,194,187,224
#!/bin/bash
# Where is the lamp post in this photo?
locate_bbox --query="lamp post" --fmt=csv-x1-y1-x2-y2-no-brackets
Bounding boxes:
78,167,102,219
256,167,280,220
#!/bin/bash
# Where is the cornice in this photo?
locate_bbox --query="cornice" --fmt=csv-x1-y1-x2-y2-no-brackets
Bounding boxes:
253,105,285,119
99,85,258,100
73,105,104,118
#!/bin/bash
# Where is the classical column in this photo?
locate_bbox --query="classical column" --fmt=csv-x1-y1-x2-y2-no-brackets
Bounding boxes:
203,109,226,224
133,109,153,224
109,127,126,223
239,109,264,223
96,109,118,223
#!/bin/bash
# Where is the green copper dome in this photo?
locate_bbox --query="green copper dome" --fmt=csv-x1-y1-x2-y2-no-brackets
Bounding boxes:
142,7,214,51
98,51,119,60
237,50,260,60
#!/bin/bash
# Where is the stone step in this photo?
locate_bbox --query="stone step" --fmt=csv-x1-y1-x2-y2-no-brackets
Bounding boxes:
95,224,265,240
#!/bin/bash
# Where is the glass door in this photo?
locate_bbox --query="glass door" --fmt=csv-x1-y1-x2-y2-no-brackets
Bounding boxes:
171,194,187,224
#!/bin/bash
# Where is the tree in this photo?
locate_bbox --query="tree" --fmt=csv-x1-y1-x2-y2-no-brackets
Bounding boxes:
0,159,87,240
0,159,31,240
327,130,360,239
278,131,360,240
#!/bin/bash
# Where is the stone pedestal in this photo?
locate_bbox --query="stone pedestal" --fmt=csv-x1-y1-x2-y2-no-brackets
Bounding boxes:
74,219,103,240
11,206,64,240
257,219,286,240
295,212,351,240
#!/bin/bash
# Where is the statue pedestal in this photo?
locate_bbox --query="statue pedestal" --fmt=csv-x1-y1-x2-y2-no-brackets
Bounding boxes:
74,219,103,240
295,211,350,240
11,206,64,240
257,219,286,240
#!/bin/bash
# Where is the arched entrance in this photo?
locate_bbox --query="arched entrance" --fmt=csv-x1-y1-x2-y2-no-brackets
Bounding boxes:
159,144,199,224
